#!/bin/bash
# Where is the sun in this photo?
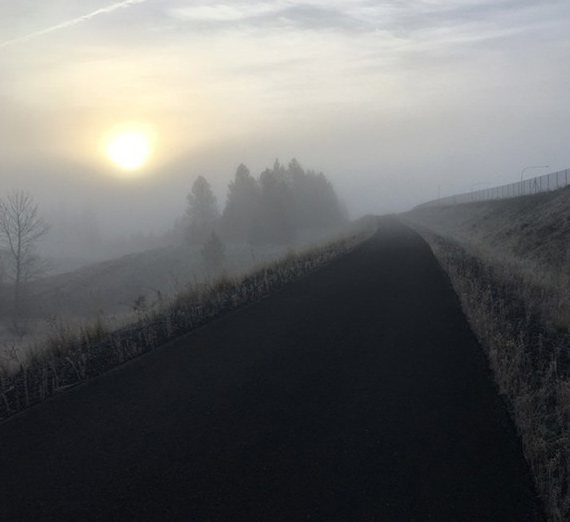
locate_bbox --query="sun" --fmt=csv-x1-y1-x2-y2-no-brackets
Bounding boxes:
102,124,155,172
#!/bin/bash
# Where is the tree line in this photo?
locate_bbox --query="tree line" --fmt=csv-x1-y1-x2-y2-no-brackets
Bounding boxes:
0,159,346,322
184,159,347,249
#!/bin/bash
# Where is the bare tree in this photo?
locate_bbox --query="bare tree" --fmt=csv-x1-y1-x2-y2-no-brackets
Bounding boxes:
0,191,50,316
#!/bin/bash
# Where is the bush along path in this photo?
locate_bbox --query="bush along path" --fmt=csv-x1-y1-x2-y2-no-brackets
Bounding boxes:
0,217,543,521
0,220,374,421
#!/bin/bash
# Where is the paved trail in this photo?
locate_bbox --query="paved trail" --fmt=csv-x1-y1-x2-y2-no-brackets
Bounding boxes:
0,218,543,521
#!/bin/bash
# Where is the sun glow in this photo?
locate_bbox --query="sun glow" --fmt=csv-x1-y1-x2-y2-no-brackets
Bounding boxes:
102,124,155,172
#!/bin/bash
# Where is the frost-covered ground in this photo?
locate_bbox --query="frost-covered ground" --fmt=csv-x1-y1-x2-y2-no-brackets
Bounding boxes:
407,185,570,286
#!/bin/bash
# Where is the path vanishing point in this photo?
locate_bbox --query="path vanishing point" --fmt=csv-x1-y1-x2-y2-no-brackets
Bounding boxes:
0,218,544,521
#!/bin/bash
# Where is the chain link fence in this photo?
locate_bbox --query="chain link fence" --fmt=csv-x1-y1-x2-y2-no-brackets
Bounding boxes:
419,168,570,207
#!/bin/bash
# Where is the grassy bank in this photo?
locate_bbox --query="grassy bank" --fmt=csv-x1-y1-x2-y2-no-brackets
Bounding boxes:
406,190,570,522
0,218,375,422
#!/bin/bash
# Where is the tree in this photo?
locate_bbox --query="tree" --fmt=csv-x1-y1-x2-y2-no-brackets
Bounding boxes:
201,232,225,274
302,171,346,229
249,169,296,245
0,191,50,316
220,164,259,243
185,176,219,244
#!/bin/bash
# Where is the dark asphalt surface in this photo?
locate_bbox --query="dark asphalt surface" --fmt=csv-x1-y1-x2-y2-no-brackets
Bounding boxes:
0,218,543,521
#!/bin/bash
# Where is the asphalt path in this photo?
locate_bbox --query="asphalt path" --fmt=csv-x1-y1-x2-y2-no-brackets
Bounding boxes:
0,218,543,521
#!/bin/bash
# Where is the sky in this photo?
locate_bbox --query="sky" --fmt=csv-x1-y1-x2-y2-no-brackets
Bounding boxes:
1,0,570,241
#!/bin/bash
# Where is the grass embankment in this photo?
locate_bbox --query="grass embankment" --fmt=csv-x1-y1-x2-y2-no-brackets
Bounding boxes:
406,187,570,522
0,218,376,422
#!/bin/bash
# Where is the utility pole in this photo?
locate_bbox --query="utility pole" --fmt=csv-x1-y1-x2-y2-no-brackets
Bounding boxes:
520,165,549,183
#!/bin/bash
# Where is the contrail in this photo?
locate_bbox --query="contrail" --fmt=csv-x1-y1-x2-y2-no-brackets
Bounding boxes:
0,0,149,49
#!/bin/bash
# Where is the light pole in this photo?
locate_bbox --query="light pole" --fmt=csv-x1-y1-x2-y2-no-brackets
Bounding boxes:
520,165,549,183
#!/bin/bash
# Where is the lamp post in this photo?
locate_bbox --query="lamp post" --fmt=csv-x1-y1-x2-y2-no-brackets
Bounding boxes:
520,165,549,183
520,165,549,196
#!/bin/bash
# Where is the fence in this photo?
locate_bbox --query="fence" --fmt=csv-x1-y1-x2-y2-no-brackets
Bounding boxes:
419,168,570,208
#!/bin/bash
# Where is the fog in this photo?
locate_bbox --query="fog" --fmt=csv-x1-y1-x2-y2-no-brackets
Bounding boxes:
2,0,570,255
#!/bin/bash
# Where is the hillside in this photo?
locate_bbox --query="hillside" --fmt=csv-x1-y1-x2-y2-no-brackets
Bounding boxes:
29,226,353,322
410,185,570,275
30,242,284,319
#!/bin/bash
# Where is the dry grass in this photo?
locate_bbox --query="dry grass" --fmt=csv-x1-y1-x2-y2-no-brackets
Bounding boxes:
0,217,376,421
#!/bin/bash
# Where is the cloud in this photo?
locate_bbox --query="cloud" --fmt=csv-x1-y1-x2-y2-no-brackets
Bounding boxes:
163,0,568,48
168,4,284,23
167,1,370,32
0,0,149,49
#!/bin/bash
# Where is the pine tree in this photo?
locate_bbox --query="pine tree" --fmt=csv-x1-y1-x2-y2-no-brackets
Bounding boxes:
249,169,296,245
201,232,225,274
220,165,259,243
185,176,219,244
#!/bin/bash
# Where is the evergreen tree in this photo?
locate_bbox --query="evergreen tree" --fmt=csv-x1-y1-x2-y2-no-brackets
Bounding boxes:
288,158,305,183
284,158,346,230
249,169,296,245
201,232,225,274
303,171,346,228
185,176,219,244
220,164,259,243
217,159,345,245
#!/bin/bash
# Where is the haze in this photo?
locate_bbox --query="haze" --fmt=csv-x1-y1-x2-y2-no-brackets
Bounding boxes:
2,0,570,254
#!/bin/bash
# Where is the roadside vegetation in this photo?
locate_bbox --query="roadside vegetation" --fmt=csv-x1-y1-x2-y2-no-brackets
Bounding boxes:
0,216,376,421
406,186,570,522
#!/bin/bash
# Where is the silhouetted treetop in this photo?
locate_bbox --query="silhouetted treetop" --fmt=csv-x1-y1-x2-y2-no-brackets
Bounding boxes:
182,160,345,247
185,176,219,244
220,164,259,243
220,159,346,245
